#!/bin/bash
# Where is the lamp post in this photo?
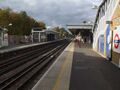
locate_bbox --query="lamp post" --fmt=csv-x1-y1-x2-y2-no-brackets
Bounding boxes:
8,23,12,26
3,23,13,33
5,23,13,46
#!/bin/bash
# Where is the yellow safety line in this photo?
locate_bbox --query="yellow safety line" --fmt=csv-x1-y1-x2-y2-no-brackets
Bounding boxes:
51,51,70,90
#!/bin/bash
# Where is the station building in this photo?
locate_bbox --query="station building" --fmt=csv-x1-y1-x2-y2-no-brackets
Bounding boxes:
31,28,59,43
93,0,120,67
67,23,93,44
0,27,8,48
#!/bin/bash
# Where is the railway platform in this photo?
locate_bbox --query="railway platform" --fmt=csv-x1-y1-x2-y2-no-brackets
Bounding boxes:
0,43,44,53
0,40,65,53
32,42,120,90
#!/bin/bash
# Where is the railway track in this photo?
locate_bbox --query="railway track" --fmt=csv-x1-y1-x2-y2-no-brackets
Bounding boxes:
0,40,70,90
0,43,60,75
0,40,63,60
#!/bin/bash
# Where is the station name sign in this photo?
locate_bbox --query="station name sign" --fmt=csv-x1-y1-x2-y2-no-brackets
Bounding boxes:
113,26,120,53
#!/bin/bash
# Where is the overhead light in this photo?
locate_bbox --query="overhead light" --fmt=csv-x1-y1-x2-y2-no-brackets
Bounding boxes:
8,23,12,26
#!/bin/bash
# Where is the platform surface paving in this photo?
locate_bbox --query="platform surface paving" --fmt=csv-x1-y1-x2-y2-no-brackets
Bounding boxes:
32,42,120,90
69,46,120,90
32,42,74,90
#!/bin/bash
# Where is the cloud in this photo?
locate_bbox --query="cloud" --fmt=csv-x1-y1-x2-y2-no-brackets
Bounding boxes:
0,0,101,26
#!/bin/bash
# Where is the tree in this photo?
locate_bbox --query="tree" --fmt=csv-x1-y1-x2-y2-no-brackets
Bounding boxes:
0,8,46,36
19,11,32,35
0,8,11,28
8,12,23,35
38,21,46,29
53,27,60,32
53,27,69,38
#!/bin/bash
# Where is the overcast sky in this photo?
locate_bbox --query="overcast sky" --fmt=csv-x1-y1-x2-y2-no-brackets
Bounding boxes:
0,0,102,26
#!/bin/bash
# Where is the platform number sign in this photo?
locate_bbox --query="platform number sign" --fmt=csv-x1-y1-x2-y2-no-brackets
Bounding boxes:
113,26,120,53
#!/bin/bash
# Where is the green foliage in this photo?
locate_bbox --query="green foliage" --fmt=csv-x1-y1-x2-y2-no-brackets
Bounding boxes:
53,27,70,38
38,21,46,29
0,8,46,35
0,8,10,27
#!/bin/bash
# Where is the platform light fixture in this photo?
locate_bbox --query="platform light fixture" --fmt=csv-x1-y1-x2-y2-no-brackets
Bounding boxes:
8,23,12,26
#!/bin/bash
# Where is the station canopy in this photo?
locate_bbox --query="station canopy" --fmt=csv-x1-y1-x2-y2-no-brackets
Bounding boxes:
66,23,93,35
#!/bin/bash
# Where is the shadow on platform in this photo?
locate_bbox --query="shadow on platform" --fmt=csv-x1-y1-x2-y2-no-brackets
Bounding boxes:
69,46,120,90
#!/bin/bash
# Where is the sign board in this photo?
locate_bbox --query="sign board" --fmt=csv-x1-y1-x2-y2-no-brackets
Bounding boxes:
113,26,120,53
